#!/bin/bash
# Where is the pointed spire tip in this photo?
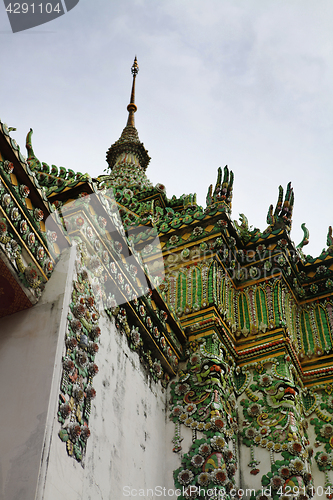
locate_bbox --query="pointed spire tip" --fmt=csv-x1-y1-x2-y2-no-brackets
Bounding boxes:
131,56,139,77
127,57,139,126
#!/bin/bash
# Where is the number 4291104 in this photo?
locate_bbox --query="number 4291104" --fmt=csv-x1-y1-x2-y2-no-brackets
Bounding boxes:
276,485,333,497
6,3,61,14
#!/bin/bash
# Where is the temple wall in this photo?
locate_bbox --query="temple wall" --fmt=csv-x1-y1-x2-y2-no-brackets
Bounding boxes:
38,310,178,500
0,247,76,500
0,245,180,500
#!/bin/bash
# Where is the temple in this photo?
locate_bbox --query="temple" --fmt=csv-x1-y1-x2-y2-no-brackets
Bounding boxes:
1,58,333,500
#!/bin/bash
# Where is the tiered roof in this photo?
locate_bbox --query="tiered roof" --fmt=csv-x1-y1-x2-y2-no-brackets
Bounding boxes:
1,58,333,382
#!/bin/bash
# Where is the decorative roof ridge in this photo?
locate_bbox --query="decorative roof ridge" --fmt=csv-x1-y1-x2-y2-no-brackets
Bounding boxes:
25,128,92,198
0,121,51,210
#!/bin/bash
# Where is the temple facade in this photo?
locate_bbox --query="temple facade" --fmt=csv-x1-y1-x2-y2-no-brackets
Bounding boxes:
1,58,333,500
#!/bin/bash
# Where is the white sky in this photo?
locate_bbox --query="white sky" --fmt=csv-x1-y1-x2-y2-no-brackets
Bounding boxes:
1,0,332,257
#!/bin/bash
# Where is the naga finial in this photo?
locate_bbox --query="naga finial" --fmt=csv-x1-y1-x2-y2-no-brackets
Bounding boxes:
25,128,41,171
234,214,252,244
327,226,333,248
206,166,234,212
297,223,309,249
266,182,294,233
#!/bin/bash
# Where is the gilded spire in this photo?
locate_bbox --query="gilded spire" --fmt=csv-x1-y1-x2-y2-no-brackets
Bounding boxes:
106,57,150,172
126,56,139,127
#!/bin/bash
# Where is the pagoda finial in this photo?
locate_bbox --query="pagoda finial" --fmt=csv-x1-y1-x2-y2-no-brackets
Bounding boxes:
105,56,150,172
127,56,139,127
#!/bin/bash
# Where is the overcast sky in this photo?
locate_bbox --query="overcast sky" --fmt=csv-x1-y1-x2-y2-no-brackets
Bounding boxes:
1,0,332,257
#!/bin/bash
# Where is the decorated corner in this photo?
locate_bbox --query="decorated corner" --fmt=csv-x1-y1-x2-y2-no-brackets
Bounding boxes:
169,335,238,499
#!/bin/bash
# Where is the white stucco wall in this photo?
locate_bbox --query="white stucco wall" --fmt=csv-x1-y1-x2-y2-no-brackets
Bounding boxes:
38,310,180,500
0,247,76,500
0,245,181,500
